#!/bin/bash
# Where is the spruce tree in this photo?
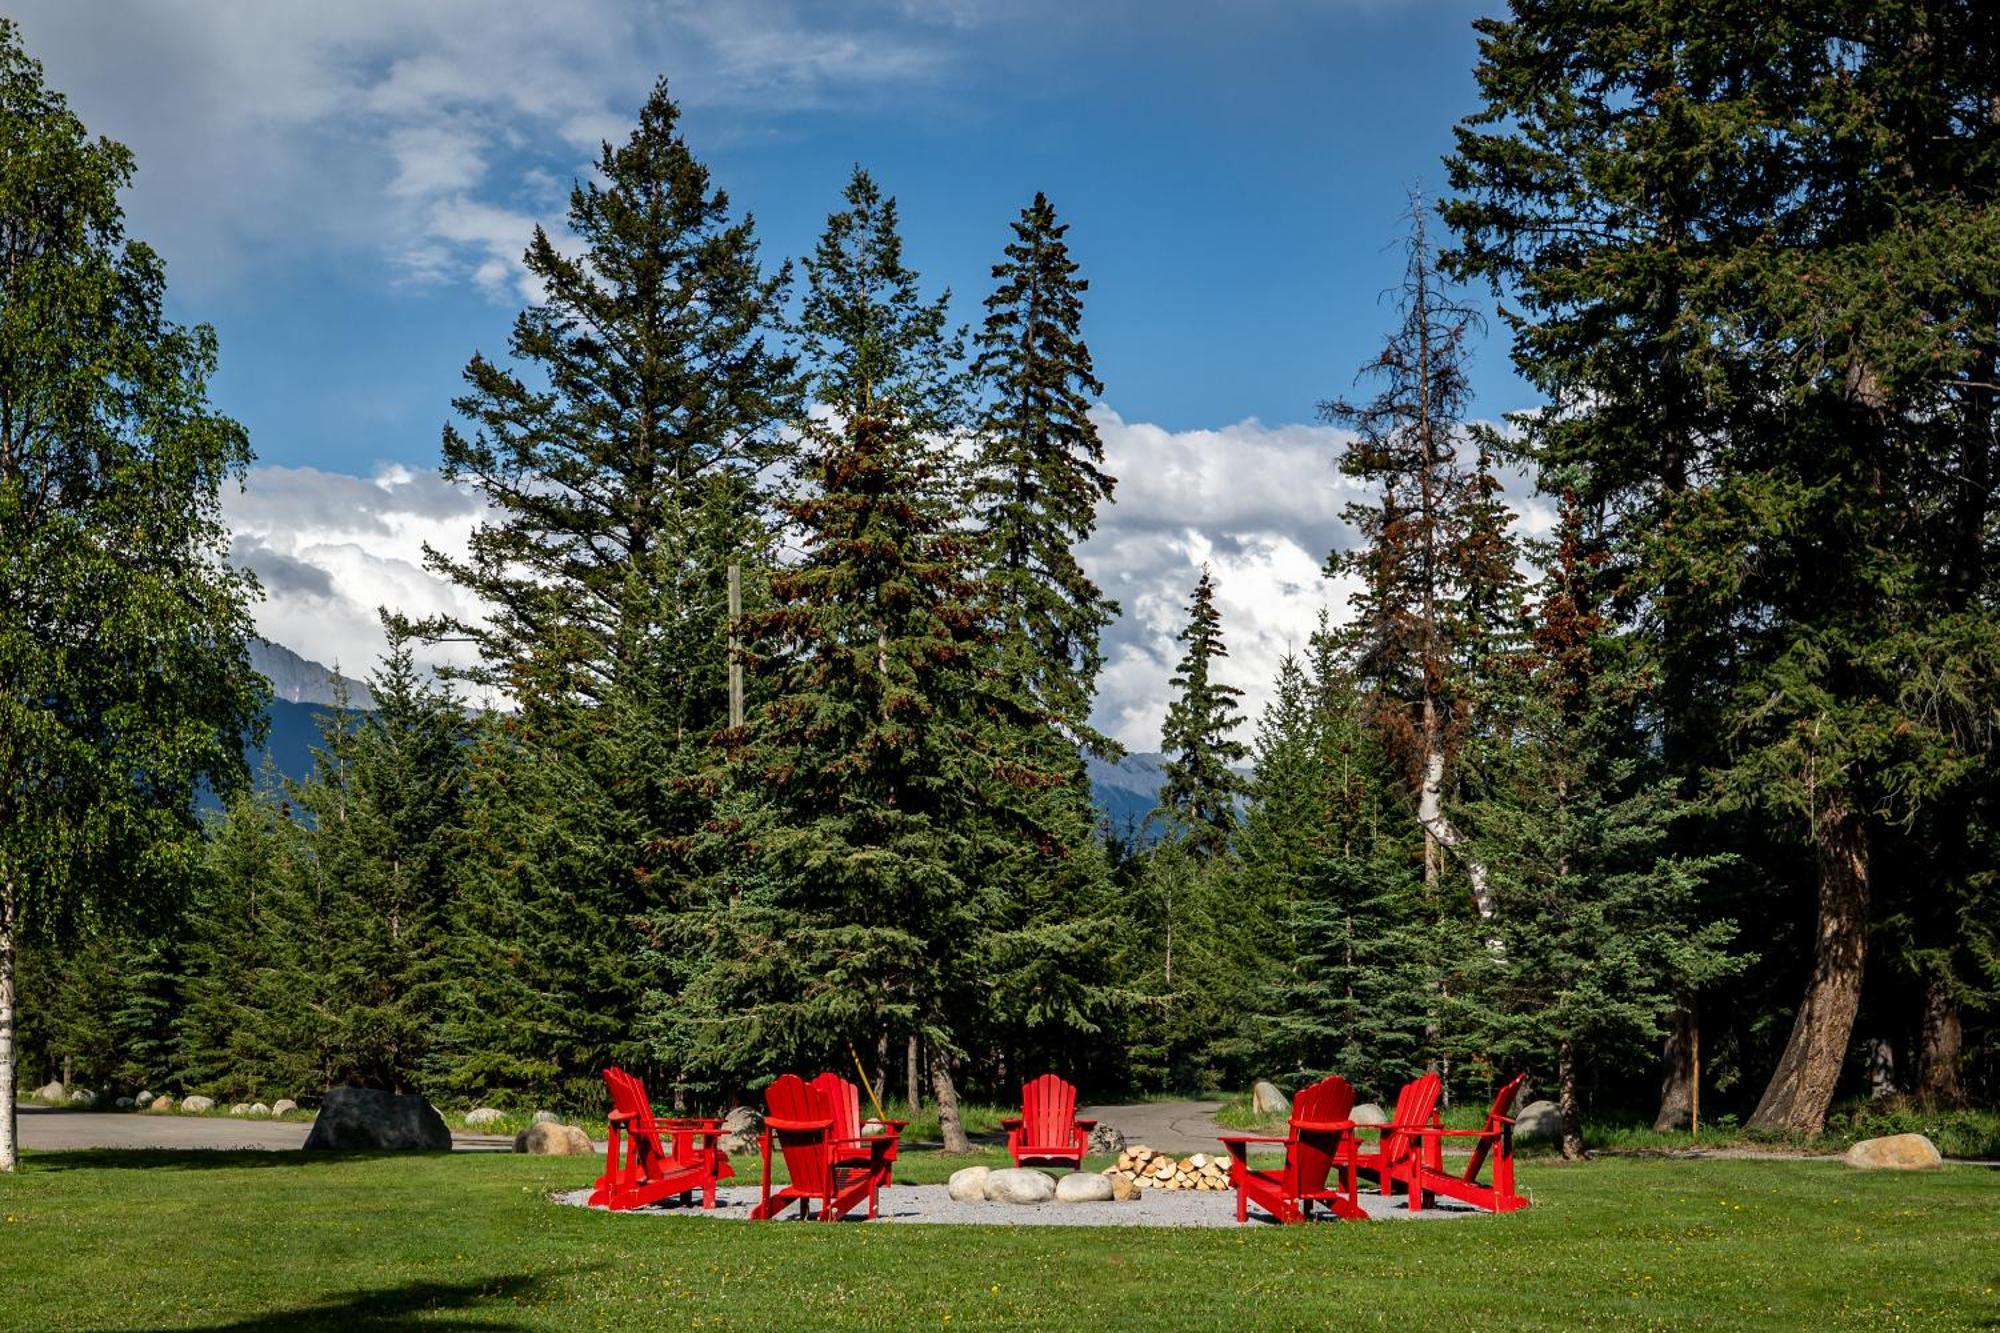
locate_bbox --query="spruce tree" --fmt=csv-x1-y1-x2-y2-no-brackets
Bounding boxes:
662,168,1023,1151
1155,566,1250,859
1322,195,1515,918
970,192,1120,757
413,79,801,1104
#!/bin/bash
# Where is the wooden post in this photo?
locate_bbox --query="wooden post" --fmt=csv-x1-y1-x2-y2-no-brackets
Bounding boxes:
727,563,744,730
1690,1015,1702,1140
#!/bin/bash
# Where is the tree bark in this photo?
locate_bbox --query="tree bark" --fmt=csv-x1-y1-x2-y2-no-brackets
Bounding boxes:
929,1046,970,1153
1557,1040,1585,1161
1747,793,1870,1134
905,1034,921,1115
1652,1007,1694,1132
1,874,18,1172
1416,750,1494,919
1916,976,1965,1106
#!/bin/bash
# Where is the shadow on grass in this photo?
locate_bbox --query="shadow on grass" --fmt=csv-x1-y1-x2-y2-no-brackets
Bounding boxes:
22,1148,474,1173
192,1273,554,1331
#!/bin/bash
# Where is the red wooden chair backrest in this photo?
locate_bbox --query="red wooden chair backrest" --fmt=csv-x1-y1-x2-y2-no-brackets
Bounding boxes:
1285,1075,1356,1195
1381,1072,1442,1168
764,1073,834,1196
1019,1074,1078,1147
1464,1073,1525,1182
616,1068,665,1143
810,1072,863,1144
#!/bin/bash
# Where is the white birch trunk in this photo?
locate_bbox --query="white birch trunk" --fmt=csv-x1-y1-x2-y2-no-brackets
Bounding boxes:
1415,749,1495,919
1,875,18,1172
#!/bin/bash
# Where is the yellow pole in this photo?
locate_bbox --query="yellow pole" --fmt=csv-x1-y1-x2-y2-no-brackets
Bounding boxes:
849,1042,889,1126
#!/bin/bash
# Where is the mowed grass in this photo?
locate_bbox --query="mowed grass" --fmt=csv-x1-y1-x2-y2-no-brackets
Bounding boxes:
2,1148,1995,1330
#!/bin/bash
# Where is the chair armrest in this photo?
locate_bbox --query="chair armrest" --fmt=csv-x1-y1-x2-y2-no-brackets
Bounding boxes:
1406,1126,1499,1139
1290,1119,1355,1133
999,1117,1023,1129
763,1116,834,1133
1075,1119,1097,1129
1215,1134,1292,1145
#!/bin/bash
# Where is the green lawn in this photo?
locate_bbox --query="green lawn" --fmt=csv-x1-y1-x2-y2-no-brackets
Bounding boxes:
2,1148,1994,1329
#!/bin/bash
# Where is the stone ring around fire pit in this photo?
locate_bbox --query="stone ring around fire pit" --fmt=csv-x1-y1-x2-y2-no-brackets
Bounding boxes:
947,1164,1119,1204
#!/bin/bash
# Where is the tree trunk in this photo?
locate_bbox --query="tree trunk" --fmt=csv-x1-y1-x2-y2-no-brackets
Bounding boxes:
1416,750,1494,919
1916,977,1965,1106
1653,1008,1694,1132
1747,793,1869,1135
1,875,18,1172
929,1047,971,1153
1557,1040,1584,1161
905,1034,921,1116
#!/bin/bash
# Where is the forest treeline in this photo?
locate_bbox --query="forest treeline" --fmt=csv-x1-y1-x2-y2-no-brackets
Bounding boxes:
6,2,1997,1166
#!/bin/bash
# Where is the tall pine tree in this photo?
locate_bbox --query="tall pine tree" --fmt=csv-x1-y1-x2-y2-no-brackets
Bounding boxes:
1155,566,1250,859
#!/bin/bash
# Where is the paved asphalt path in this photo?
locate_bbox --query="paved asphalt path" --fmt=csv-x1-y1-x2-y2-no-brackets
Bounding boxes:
15,1105,515,1152
1078,1100,1229,1155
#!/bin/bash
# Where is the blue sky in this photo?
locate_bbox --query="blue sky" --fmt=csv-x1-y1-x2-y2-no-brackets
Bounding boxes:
16,0,1540,747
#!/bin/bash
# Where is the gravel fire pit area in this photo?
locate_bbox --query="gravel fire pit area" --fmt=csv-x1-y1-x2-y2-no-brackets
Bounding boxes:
553,1176,1482,1227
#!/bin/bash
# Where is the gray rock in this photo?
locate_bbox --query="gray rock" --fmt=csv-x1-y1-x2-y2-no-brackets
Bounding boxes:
149,1095,174,1112
1350,1102,1388,1126
983,1167,1056,1204
1086,1123,1126,1156
1844,1133,1942,1171
514,1121,593,1156
1513,1099,1562,1144
271,1099,298,1117
32,1081,62,1103
180,1096,216,1114
947,1165,991,1202
1251,1081,1291,1117
136,1090,155,1105
68,1088,96,1105
249,1102,271,1118
229,1103,251,1116
718,1105,762,1158
1055,1171,1115,1203
303,1086,451,1151
464,1107,506,1127
114,1096,135,1109
531,1110,560,1125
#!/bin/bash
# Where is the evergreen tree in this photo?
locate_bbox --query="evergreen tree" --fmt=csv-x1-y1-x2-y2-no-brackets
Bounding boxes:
1155,567,1250,859
1323,194,1515,918
970,192,1120,758
661,168,1021,1151
413,79,801,1104
1466,492,1741,1157
0,22,265,1168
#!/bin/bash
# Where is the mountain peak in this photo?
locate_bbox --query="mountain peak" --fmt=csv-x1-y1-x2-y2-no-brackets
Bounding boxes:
250,639,375,710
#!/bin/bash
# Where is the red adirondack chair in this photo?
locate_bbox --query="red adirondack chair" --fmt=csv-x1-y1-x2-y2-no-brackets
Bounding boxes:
1341,1071,1444,1208
587,1066,734,1211
810,1071,906,1166
752,1073,895,1221
1218,1074,1368,1224
1402,1073,1530,1213
1002,1073,1095,1168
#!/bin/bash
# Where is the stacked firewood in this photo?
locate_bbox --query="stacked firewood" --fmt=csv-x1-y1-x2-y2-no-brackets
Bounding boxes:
1103,1144,1232,1192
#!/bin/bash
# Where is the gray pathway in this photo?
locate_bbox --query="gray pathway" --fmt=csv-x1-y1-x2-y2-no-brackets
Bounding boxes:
1079,1100,1229,1155
15,1106,515,1153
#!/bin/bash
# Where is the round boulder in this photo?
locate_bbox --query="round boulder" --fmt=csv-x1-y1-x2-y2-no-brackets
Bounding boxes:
1513,1100,1561,1145
718,1105,762,1157
249,1102,271,1118
69,1088,95,1105
947,1165,991,1202
1350,1102,1387,1126
271,1099,298,1117
983,1167,1056,1204
1844,1133,1942,1171
114,1096,135,1110
1251,1081,1291,1117
303,1086,450,1151
1086,1123,1126,1156
180,1096,216,1114
33,1081,63,1103
514,1121,593,1156
464,1107,506,1128
229,1103,251,1116
136,1090,155,1105
149,1095,174,1112
1108,1171,1140,1202
1055,1171,1114,1203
